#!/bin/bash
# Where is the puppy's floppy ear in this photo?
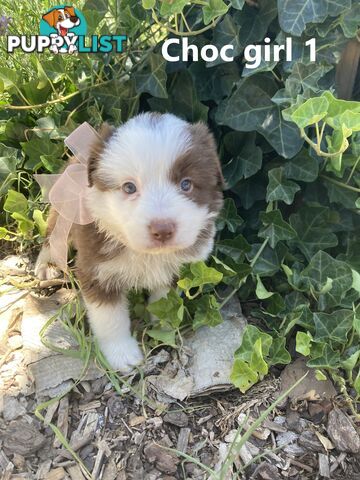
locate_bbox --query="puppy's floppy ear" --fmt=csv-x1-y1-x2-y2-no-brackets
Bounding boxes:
64,6,76,17
88,123,115,188
42,10,57,27
191,122,225,190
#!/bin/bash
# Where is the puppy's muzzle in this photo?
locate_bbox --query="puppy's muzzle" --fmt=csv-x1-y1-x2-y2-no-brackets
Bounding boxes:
149,220,176,243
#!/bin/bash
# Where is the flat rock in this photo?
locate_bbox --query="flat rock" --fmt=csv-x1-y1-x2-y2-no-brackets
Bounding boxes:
3,418,46,456
327,408,360,454
148,296,247,400
279,358,337,404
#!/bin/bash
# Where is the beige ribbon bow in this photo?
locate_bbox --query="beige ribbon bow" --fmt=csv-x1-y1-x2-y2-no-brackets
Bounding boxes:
34,122,100,271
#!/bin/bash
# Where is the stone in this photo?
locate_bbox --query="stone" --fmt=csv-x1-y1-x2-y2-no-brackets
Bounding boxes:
327,408,360,454
143,442,179,475
163,411,188,427
2,396,26,421
3,418,46,456
298,431,324,453
279,358,337,404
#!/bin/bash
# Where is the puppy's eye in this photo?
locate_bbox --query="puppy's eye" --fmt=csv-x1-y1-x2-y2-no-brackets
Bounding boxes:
180,178,192,192
122,182,137,194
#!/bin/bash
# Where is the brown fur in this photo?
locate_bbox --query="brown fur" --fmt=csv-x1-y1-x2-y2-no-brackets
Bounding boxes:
42,6,78,28
169,123,224,213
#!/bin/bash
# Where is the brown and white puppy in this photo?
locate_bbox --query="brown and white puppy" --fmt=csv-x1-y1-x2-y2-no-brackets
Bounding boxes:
35,113,224,372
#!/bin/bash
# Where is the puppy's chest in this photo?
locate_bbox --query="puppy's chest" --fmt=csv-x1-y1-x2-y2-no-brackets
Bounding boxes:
94,250,183,291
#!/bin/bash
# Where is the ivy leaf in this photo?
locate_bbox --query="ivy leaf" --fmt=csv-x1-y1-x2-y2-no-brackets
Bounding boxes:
289,206,338,260
266,167,300,205
296,331,313,356
341,350,360,372
147,327,176,347
269,337,291,365
323,91,360,126
236,0,278,45
285,63,333,98
307,343,340,369
160,0,189,15
301,251,353,309
0,143,19,181
250,338,268,378
247,242,287,277
0,67,18,90
135,53,168,99
147,289,184,329
33,209,47,237
178,261,223,297
284,151,319,182
290,96,329,128
230,358,258,393
94,79,139,123
11,212,34,237
4,190,28,214
193,294,223,330
203,0,229,25
324,178,358,209
223,137,262,187
216,198,243,233
313,309,354,344
259,209,297,248
278,0,351,36
142,0,155,9
216,234,251,262
213,15,242,63
21,137,63,170
234,325,273,362
216,76,303,158
255,275,274,299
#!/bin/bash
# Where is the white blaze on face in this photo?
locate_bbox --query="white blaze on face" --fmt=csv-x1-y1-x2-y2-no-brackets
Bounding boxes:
57,9,80,30
87,114,211,254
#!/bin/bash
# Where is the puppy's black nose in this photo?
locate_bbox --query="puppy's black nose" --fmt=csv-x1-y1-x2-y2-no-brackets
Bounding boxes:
149,221,175,242
70,16,78,22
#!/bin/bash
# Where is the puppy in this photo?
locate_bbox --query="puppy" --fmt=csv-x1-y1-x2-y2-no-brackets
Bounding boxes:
42,6,80,54
35,113,224,372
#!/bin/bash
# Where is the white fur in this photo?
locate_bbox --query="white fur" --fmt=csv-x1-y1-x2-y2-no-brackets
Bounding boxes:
86,298,143,373
34,244,61,280
87,113,212,254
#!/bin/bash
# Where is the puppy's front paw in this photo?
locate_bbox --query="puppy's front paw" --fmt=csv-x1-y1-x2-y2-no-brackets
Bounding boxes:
100,336,144,373
35,245,61,280
35,262,61,281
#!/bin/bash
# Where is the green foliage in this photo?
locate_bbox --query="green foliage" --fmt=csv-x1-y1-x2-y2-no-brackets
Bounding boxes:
1,0,360,395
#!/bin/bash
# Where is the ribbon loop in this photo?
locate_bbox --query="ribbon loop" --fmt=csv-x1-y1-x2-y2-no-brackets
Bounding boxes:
35,122,99,271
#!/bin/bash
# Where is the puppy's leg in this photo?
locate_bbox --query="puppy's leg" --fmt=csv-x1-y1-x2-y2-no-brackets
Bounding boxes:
85,296,144,373
34,207,62,280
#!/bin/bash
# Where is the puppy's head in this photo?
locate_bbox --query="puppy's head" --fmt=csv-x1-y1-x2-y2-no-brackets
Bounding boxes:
42,7,80,29
87,113,224,254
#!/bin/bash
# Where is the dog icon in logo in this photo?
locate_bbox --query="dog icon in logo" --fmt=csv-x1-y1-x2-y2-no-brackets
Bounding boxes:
42,6,81,54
